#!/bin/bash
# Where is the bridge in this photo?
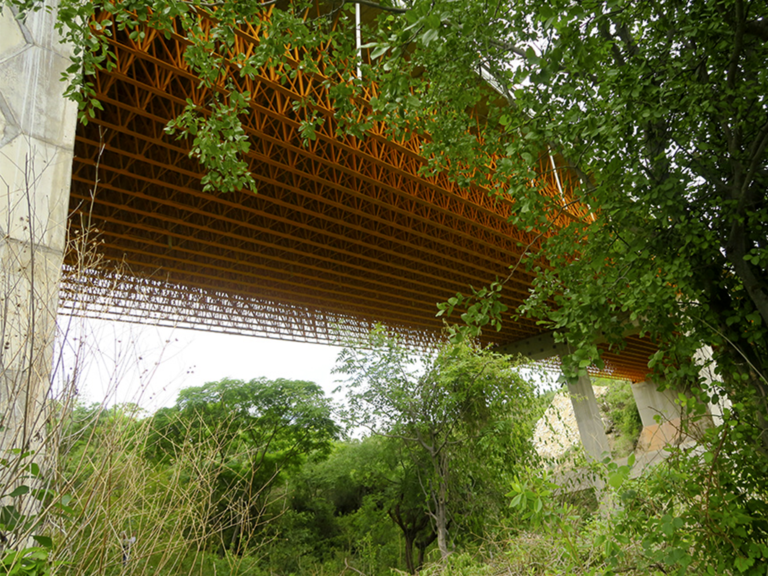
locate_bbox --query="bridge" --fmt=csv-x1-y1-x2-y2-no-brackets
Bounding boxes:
0,2,685,461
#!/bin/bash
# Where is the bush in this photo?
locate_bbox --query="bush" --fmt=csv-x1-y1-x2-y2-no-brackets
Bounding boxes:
601,381,642,457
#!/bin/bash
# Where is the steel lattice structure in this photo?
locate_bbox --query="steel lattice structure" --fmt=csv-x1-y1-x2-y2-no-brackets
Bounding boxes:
61,7,658,381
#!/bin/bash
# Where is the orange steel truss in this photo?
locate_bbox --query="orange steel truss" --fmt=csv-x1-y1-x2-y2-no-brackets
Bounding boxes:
61,8,657,381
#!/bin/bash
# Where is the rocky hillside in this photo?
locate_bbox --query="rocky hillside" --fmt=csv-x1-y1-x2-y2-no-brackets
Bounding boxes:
534,386,640,460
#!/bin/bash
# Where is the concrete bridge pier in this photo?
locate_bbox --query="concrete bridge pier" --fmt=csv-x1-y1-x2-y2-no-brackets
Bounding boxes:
568,373,704,458
564,372,611,462
630,381,685,451
498,331,706,462
497,334,615,462
0,2,76,454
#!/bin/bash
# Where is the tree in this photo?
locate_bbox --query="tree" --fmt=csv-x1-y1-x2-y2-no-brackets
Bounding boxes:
381,448,437,575
23,0,766,441
146,377,340,552
280,436,429,574
335,328,537,559
353,0,768,444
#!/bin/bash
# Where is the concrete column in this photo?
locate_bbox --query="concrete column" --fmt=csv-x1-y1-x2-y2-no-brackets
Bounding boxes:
565,373,611,462
695,345,729,427
631,381,683,451
0,2,76,453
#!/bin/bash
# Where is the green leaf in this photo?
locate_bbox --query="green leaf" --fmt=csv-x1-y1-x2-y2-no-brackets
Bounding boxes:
370,44,390,60
608,472,624,489
32,535,53,549
421,29,439,46
7,486,29,498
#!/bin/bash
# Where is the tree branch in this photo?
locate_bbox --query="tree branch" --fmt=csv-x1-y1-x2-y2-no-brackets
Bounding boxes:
745,18,768,41
487,38,527,59
742,118,768,198
726,223,768,330
342,0,407,14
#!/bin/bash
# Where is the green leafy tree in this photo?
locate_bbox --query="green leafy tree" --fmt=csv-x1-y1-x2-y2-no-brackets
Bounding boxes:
308,436,437,574
147,377,340,553
277,437,413,574
346,0,768,445
380,447,437,574
336,328,537,559
10,0,766,434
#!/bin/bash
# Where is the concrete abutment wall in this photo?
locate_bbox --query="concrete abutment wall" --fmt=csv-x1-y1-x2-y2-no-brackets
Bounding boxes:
0,1,76,454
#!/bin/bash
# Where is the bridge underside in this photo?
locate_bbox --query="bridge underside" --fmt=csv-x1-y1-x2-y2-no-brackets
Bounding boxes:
61,12,656,382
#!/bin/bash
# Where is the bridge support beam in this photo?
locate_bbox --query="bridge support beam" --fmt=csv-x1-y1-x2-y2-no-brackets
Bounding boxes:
631,381,683,451
631,376,717,452
500,333,612,461
0,2,76,454
496,331,568,361
564,373,611,462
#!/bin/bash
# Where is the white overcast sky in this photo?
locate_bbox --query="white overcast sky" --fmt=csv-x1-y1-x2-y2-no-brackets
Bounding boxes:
53,316,558,414
54,316,345,413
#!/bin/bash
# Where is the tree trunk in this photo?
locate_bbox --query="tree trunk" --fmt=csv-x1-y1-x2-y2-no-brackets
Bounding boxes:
403,533,416,575
389,502,426,575
434,479,450,560
415,530,437,571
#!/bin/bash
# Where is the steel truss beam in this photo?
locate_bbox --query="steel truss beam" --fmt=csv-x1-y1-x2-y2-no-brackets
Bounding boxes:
62,9,655,382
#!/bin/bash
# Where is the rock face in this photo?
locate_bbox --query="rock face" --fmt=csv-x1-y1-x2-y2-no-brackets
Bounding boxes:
533,387,608,460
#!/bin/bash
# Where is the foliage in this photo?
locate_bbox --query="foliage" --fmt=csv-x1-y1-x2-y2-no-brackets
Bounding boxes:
0,451,69,576
58,403,145,488
45,381,767,576
336,328,538,560
263,437,400,574
148,377,339,469
345,0,768,450
602,382,641,443
600,380,642,457
145,377,339,554
606,413,768,575
418,553,499,576
53,402,427,576
506,410,768,576
1,547,54,576
52,388,339,575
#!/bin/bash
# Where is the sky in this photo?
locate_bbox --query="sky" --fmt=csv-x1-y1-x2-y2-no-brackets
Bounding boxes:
53,315,560,415
54,316,345,413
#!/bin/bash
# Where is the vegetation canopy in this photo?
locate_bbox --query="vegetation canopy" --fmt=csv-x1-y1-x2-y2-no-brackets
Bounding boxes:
10,0,765,445
336,329,538,561
2,0,767,572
